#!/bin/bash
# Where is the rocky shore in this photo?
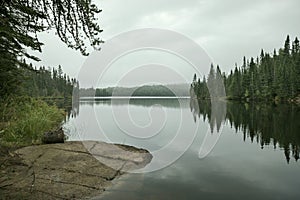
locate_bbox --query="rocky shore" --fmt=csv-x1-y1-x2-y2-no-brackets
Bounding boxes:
0,141,152,199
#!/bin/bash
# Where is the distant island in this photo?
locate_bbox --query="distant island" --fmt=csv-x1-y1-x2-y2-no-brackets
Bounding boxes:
79,83,190,97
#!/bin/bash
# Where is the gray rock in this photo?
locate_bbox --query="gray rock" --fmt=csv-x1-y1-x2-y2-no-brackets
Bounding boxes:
42,127,64,144
0,141,152,199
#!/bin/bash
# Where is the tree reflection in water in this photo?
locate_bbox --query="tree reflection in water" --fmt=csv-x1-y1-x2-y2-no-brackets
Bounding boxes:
190,97,300,163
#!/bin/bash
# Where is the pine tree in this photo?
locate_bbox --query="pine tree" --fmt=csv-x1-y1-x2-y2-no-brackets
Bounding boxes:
207,64,216,98
284,35,291,56
0,1,103,97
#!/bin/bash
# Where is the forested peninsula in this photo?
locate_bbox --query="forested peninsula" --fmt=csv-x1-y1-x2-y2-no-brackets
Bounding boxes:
191,36,300,102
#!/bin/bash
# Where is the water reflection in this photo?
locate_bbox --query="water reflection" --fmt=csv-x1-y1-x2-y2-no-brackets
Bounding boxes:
64,97,300,199
190,98,226,133
67,97,300,163
71,98,80,118
43,98,80,120
79,98,189,108
190,98,300,163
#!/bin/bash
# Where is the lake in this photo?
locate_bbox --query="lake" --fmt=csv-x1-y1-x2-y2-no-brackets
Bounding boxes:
64,98,300,200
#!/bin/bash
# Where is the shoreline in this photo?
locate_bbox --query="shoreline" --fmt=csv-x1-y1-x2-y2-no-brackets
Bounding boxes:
190,96,300,105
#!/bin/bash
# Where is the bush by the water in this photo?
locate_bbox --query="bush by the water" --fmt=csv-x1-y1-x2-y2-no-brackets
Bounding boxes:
0,97,64,146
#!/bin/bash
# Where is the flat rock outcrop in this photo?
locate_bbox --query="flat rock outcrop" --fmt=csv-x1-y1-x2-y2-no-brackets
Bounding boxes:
0,141,152,199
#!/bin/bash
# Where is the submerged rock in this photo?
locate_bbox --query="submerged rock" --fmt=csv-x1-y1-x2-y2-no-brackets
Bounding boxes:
0,141,152,199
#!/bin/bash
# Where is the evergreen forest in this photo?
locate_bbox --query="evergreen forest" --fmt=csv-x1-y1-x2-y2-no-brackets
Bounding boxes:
191,36,300,102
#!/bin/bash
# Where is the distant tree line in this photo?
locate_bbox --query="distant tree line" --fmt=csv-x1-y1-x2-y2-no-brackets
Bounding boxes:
21,63,79,98
95,85,175,96
80,84,190,97
191,35,300,102
131,85,175,96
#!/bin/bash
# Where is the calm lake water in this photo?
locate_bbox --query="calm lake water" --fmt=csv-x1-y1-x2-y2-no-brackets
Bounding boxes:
64,98,300,200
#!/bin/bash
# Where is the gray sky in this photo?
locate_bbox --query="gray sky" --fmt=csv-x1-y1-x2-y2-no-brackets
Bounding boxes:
31,0,300,86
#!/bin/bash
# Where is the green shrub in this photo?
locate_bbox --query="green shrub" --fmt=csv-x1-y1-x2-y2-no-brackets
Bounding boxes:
0,97,64,146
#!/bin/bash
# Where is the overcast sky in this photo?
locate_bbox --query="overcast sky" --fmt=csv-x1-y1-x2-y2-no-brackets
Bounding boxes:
31,0,300,86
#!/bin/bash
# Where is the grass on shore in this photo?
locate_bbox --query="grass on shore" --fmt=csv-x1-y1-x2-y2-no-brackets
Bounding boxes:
0,96,65,147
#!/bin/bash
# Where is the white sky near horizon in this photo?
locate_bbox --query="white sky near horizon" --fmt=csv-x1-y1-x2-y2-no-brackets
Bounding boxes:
29,0,300,88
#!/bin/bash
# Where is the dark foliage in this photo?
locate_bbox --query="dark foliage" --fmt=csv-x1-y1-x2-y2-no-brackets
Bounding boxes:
191,36,300,101
0,0,102,97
